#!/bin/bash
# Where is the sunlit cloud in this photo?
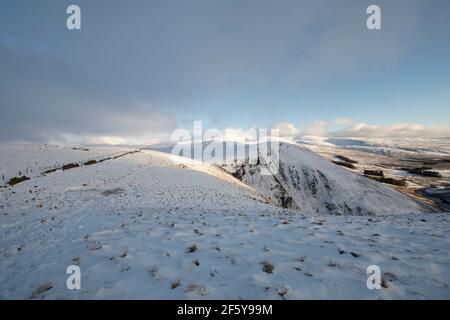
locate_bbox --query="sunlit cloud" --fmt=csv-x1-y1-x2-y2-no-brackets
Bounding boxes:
272,122,299,137
329,122,450,139
298,119,450,139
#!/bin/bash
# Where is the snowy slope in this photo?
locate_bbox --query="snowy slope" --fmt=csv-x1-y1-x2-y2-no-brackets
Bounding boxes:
0,144,449,299
0,148,269,215
224,142,429,215
0,143,135,186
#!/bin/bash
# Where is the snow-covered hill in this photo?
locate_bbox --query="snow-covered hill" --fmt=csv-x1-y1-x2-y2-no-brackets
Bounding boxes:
223,142,430,215
0,144,449,299
0,143,137,187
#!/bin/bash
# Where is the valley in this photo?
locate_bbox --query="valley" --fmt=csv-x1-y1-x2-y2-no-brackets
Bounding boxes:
298,137,450,211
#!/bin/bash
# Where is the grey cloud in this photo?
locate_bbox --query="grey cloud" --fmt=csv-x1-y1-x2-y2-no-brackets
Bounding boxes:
298,119,450,139
0,44,177,142
329,122,450,139
0,0,446,143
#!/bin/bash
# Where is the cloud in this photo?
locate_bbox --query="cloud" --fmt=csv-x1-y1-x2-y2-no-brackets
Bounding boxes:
303,118,357,137
299,118,450,139
303,120,330,136
222,127,258,142
0,0,446,144
333,118,355,126
0,44,178,143
272,122,299,137
47,133,172,146
330,122,450,139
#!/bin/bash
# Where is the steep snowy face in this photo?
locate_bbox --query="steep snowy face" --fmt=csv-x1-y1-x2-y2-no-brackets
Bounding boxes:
225,142,429,215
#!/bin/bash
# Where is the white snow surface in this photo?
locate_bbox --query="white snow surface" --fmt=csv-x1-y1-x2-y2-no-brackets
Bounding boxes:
0,144,449,299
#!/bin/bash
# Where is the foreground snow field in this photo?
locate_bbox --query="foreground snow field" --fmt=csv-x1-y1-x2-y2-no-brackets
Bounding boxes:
0,145,449,299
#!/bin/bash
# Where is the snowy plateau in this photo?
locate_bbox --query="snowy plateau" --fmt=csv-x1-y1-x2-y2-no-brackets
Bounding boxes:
0,141,449,299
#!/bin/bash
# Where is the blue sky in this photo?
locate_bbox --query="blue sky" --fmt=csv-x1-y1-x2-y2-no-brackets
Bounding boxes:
0,0,449,143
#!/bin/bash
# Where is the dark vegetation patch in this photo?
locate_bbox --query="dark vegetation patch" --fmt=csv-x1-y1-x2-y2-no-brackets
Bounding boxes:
62,163,80,171
84,160,97,166
231,166,245,180
332,161,356,169
8,176,30,186
364,170,384,177
277,287,288,298
72,147,89,151
381,272,397,289
187,244,198,253
328,260,338,267
111,150,141,160
6,149,138,189
279,193,293,208
261,261,274,273
301,168,318,195
101,188,126,196
193,229,203,236
171,279,181,289
336,155,358,164
43,168,58,174
31,282,53,298
401,167,442,178
40,150,140,179
366,175,407,187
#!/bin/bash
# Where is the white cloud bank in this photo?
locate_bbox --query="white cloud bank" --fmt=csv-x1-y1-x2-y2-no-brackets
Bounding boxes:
46,120,450,146
330,122,450,139
272,122,300,137
287,120,450,139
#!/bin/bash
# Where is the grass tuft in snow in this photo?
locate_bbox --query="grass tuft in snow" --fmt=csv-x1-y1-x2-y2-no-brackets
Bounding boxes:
171,279,181,289
261,261,274,274
187,244,198,253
